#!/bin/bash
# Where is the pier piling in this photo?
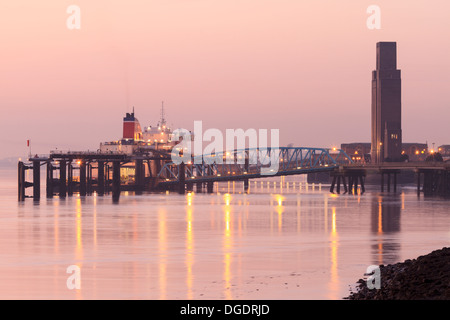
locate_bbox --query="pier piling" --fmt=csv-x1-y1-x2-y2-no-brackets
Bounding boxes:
97,161,105,196
18,161,26,201
178,163,186,194
46,161,53,198
33,160,40,201
112,161,121,202
59,160,67,198
68,161,73,196
79,161,87,196
135,159,144,195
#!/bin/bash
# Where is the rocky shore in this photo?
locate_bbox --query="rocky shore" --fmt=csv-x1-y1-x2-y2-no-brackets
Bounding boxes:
346,247,450,300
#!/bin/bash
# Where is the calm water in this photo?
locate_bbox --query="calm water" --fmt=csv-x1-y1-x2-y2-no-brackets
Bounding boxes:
0,168,449,300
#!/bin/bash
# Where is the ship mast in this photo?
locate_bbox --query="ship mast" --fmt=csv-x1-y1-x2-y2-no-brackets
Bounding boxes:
160,101,166,128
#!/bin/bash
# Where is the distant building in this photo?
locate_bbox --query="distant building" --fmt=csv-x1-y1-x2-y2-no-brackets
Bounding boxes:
340,143,371,163
371,42,402,162
438,145,450,156
341,142,429,162
401,143,428,161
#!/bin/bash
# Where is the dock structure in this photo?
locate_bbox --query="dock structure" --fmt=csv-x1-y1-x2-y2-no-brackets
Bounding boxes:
338,162,450,196
17,148,450,201
18,150,171,202
329,169,366,195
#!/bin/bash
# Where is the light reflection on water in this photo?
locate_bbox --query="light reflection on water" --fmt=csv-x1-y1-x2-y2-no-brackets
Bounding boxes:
0,170,449,300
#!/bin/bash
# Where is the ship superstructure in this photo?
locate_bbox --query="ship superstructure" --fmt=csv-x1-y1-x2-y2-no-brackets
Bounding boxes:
100,103,178,155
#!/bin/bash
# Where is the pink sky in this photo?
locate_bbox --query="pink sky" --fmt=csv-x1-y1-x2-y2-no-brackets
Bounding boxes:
0,0,449,159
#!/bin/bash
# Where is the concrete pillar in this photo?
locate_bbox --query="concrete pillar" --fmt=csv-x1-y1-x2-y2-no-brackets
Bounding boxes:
207,165,214,194
178,162,185,194
330,175,336,193
359,175,366,194
59,160,67,198
105,164,110,193
342,176,348,193
67,161,73,196
18,161,25,201
417,171,421,196
79,160,87,196
393,173,397,193
348,175,353,194
207,181,214,193
46,161,53,198
135,159,144,195
336,175,341,194
112,161,121,202
353,175,358,195
387,173,391,192
244,153,249,192
33,160,40,201
87,163,92,195
97,161,105,196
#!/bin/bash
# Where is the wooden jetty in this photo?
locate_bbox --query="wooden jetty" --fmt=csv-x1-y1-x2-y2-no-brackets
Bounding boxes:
18,150,171,202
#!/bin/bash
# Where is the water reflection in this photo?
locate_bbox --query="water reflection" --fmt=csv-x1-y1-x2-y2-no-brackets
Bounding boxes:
74,198,83,299
371,194,401,265
275,195,284,232
5,172,450,300
328,207,339,299
158,208,167,300
186,193,194,299
223,193,233,300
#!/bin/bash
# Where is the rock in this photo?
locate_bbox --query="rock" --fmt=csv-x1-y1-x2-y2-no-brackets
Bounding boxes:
345,247,450,300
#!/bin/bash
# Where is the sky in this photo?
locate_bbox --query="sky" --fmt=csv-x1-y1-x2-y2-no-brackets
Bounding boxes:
0,0,449,159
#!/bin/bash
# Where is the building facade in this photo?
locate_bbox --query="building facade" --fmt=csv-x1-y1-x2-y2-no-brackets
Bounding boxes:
371,42,402,163
340,143,371,163
401,143,428,161
438,145,450,156
341,142,429,163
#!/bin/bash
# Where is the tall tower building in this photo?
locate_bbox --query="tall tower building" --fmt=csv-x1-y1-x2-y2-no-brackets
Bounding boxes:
371,42,402,163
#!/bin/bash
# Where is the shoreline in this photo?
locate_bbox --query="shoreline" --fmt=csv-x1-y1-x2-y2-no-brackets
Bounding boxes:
345,247,450,300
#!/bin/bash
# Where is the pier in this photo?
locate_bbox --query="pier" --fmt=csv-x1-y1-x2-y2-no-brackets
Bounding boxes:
18,150,171,202
334,162,450,196
18,147,450,202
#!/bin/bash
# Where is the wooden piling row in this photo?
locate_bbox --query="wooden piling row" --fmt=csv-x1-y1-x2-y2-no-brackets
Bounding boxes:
380,170,400,193
19,155,450,201
330,170,365,195
419,169,450,197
